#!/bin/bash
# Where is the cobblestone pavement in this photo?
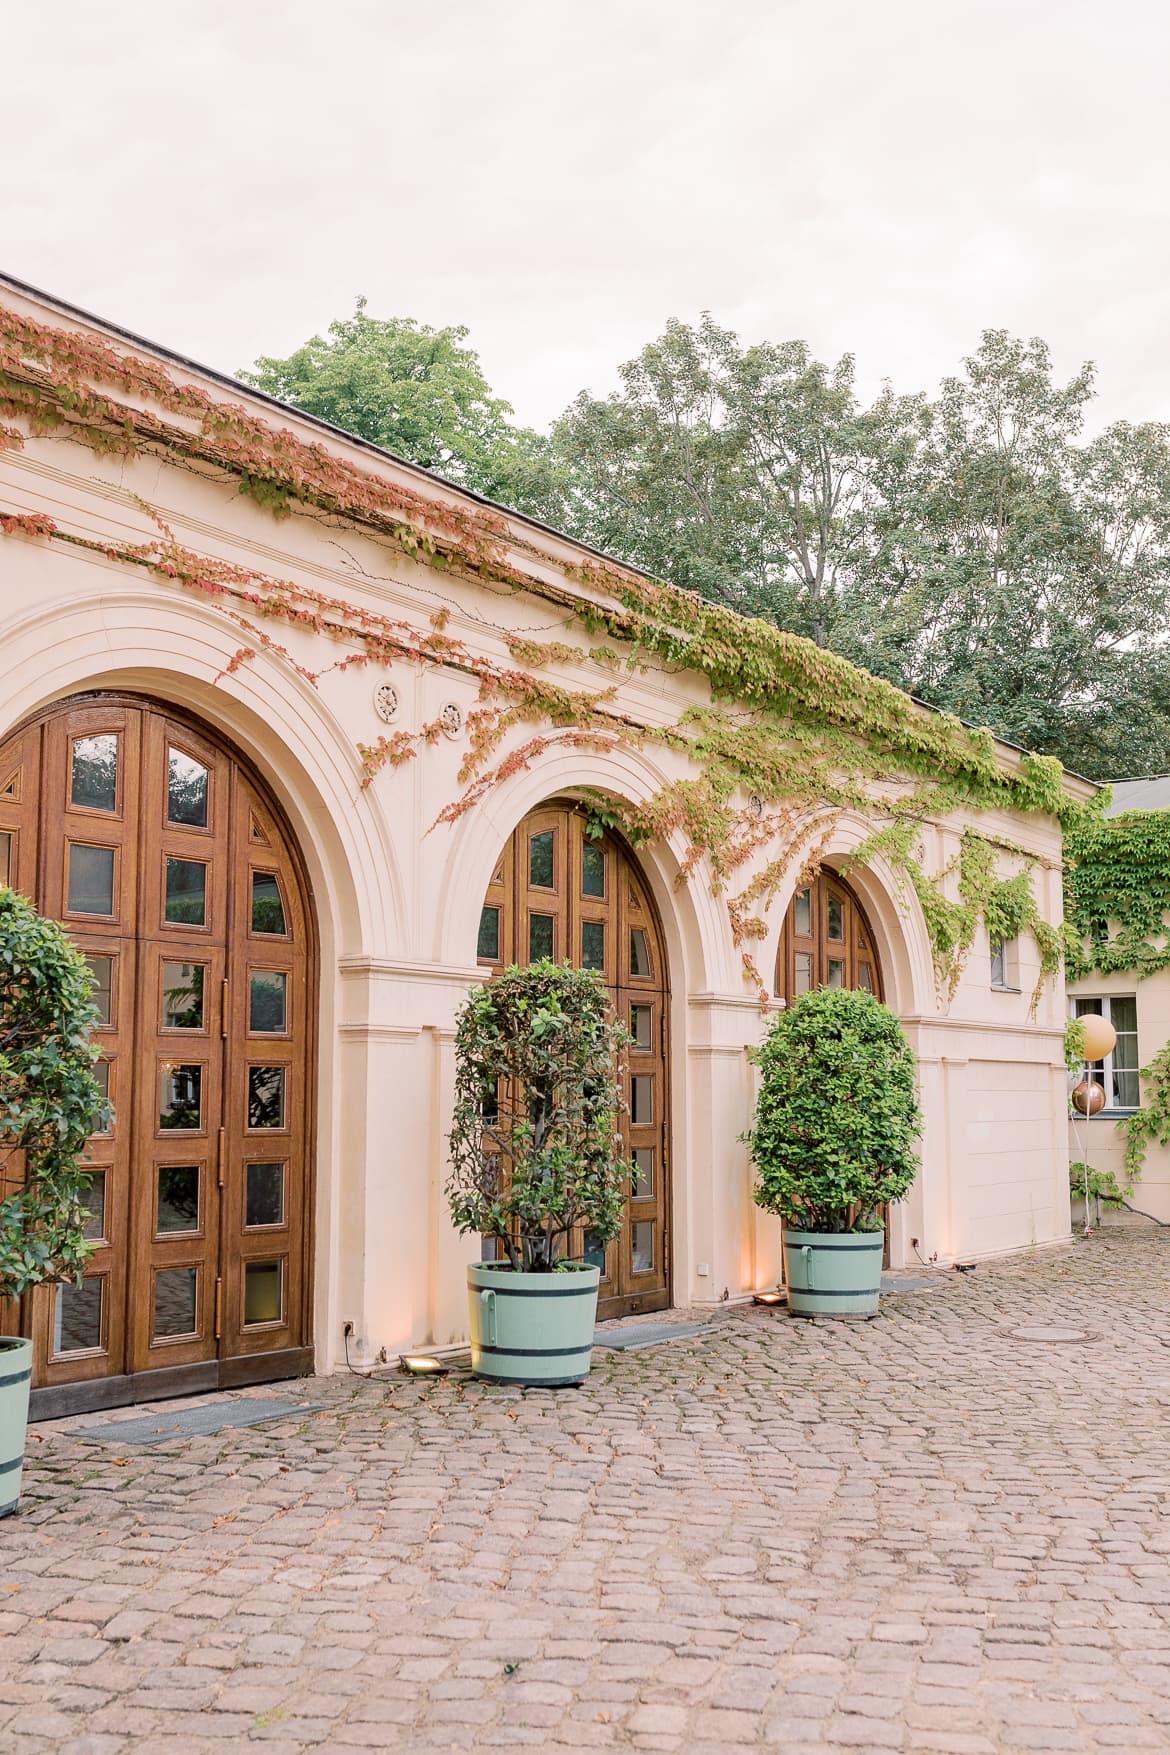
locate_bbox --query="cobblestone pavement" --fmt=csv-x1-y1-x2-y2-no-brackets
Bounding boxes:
4,1231,1170,1754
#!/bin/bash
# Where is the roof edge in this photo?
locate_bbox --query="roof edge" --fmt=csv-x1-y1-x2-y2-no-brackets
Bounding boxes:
0,266,1100,803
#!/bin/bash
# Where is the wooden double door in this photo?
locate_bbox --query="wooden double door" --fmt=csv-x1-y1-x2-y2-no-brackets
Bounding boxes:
0,695,314,1416
478,803,671,1320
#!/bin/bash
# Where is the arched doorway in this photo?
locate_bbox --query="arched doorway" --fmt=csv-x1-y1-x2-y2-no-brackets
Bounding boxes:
478,802,670,1320
0,694,316,1416
776,869,883,1003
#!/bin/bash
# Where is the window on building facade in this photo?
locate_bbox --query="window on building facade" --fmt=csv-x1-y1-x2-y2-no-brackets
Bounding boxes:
990,936,1018,990
1074,995,1139,1110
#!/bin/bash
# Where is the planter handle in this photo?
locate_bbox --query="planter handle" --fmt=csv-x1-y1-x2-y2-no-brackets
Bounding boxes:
480,1288,497,1346
801,1244,814,1289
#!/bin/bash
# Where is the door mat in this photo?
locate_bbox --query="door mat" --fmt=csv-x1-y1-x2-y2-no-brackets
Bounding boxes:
65,1397,322,1445
881,1274,945,1291
593,1323,714,1351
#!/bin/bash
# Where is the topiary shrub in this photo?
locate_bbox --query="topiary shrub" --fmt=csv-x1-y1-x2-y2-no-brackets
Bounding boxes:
748,987,921,1233
447,960,630,1271
0,889,109,1298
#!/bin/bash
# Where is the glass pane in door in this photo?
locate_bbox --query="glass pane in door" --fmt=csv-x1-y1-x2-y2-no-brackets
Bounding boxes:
167,749,209,828
159,1064,203,1130
81,1174,106,1241
582,844,605,898
246,1162,286,1228
70,735,118,812
251,872,286,935
529,831,554,888
54,1279,104,1354
529,914,554,960
248,1067,286,1130
67,844,115,915
157,1165,200,1234
249,971,288,1033
477,905,500,960
162,963,205,1030
632,1149,654,1198
154,1267,198,1338
165,859,207,926
631,1077,653,1123
85,955,114,1025
582,921,605,971
244,1261,283,1325
583,1230,607,1273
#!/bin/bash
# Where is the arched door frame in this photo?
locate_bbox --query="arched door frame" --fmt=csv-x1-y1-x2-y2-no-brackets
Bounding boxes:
1,689,319,1419
775,865,885,1004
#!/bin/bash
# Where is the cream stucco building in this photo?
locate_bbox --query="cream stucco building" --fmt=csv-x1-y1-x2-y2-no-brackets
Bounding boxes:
0,275,1087,1418
1068,778,1170,1226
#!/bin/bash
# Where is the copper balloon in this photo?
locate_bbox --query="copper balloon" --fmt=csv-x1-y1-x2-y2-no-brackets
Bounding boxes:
1078,1013,1117,1061
1071,1079,1106,1116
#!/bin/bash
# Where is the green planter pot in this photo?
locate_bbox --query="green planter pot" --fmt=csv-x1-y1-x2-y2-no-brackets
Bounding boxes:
0,1337,33,1517
783,1228,884,1318
467,1262,600,1386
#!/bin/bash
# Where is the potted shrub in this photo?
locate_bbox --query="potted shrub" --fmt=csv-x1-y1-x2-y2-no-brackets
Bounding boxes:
0,889,108,1513
447,960,630,1385
748,987,920,1317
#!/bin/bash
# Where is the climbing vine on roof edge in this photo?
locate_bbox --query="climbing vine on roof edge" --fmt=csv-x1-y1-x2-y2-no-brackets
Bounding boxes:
0,303,1087,1005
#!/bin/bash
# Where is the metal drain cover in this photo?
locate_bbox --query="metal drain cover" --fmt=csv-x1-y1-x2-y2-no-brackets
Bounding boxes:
593,1322,714,1351
65,1397,322,1445
1006,1325,1098,1345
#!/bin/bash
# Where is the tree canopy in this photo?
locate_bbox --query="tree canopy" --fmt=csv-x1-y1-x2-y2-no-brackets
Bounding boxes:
240,300,566,524
242,308,1170,780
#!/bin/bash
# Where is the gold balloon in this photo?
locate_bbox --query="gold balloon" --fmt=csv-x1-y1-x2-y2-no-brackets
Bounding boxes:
1078,1013,1117,1061
1072,1079,1106,1116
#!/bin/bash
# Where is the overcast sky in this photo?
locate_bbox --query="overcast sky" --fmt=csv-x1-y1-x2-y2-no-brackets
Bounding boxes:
6,0,1169,432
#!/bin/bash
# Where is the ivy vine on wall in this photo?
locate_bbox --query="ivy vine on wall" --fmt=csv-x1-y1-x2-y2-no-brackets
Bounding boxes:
0,302,1084,1003
1064,808,1170,979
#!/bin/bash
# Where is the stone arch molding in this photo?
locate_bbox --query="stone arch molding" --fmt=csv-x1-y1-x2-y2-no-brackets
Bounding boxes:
0,588,396,957
431,742,737,994
763,809,937,1017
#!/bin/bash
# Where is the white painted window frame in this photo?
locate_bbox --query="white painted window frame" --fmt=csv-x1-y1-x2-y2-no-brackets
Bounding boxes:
1071,994,1140,1114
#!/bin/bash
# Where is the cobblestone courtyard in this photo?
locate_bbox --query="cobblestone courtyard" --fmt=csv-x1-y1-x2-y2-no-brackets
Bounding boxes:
3,1231,1170,1753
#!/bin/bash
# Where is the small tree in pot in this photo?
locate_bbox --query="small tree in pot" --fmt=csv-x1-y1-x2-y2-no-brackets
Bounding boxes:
748,987,920,1317
1,889,109,1511
447,960,630,1384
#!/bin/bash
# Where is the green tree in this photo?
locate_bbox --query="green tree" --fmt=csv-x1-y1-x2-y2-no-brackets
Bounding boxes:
446,961,631,1272
553,314,879,637
857,332,1170,775
0,889,108,1298
240,300,565,523
555,321,1170,779
748,988,921,1233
